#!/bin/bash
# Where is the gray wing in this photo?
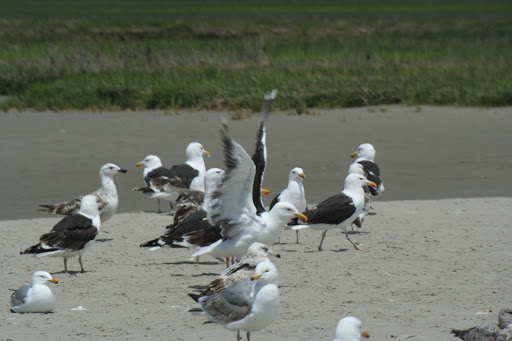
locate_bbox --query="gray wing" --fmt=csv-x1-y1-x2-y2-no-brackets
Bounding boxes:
452,323,500,341
208,120,257,238
11,284,30,307
200,279,254,325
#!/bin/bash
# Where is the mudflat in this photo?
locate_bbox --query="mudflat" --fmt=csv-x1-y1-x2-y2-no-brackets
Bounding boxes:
1,105,511,220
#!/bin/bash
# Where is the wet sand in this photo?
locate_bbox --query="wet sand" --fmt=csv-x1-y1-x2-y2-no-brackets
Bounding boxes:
1,105,511,220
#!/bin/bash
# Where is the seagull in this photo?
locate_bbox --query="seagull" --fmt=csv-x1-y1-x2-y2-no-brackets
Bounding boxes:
333,316,370,341
172,190,205,227
452,308,512,341
270,167,307,243
189,242,280,301
139,168,225,250
291,173,376,251
348,163,372,230
191,117,307,263
22,195,101,273
198,261,280,341
10,271,58,313
39,163,127,222
133,142,210,212
351,143,384,195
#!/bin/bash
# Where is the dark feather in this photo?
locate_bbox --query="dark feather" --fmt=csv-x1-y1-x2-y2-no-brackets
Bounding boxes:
251,90,275,216
304,193,356,225
22,214,97,253
172,190,205,227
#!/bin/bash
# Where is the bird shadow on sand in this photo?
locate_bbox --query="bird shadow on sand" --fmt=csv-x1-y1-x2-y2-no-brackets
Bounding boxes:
162,261,220,266
346,230,370,235
188,285,208,290
333,248,350,253
191,272,219,277
96,238,114,243
52,270,86,275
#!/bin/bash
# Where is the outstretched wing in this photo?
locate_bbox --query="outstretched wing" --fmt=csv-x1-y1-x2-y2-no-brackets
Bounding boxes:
208,120,257,239
252,89,277,216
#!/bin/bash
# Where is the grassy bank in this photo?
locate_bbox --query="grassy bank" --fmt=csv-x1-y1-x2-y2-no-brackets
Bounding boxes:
1,0,511,112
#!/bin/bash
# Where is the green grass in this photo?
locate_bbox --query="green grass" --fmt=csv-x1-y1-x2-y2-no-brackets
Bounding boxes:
1,0,511,111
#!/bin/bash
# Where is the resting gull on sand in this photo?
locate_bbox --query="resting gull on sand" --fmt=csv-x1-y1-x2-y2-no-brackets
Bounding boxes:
452,308,512,341
133,142,210,212
10,271,58,313
39,163,126,222
22,195,101,273
291,173,376,251
198,261,280,341
189,242,280,301
333,316,370,341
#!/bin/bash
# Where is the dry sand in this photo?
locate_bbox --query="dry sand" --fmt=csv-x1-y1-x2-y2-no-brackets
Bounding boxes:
1,106,512,340
2,198,511,340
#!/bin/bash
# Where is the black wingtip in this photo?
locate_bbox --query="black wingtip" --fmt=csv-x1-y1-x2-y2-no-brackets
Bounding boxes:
188,293,201,302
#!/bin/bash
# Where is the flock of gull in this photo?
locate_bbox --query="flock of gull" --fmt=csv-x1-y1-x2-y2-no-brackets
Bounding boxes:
15,89,504,340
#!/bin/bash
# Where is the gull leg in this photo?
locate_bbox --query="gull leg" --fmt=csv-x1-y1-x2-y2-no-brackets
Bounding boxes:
318,230,327,251
344,227,368,252
63,258,68,274
296,230,300,244
236,330,241,341
157,199,162,213
78,255,86,272
247,331,251,341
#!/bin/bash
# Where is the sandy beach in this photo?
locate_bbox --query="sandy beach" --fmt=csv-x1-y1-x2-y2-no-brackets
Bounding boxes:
1,106,511,340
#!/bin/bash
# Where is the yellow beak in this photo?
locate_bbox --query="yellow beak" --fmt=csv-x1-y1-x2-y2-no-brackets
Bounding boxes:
351,152,358,158
204,151,211,157
49,278,58,284
365,181,377,188
251,273,261,280
299,173,305,179
295,213,307,222
136,162,144,167
361,330,370,338
261,189,271,195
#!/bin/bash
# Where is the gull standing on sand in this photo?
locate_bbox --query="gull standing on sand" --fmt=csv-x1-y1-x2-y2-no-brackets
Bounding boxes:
191,118,307,263
270,167,307,243
292,173,376,251
348,163,372,229
22,195,101,273
198,261,280,341
39,163,127,222
133,142,210,212
10,271,58,313
172,90,275,263
189,242,280,301
139,168,225,250
333,316,370,341
351,143,384,195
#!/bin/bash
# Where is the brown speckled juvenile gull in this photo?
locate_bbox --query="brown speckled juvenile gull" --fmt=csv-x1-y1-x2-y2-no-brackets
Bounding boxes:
39,163,126,222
